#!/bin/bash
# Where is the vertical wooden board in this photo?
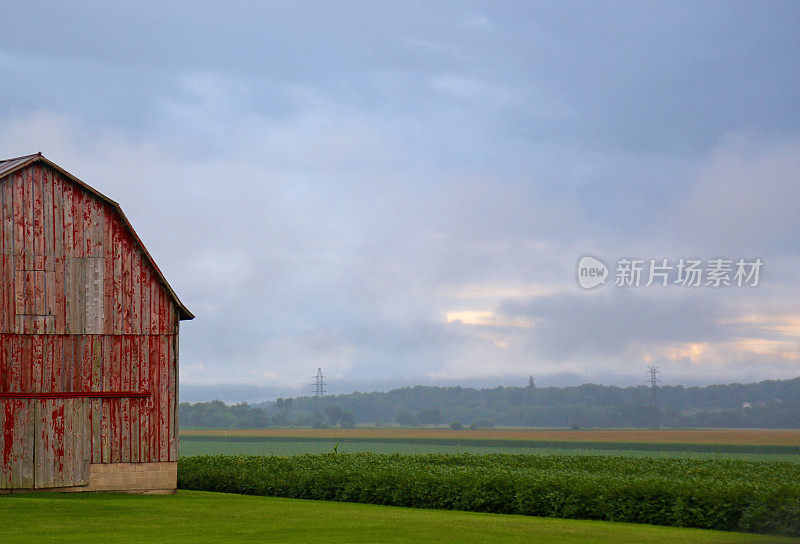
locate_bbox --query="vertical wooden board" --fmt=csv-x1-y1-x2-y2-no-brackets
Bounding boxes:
102,207,113,335
65,258,84,334
85,258,104,334
168,334,176,460
3,400,18,488
130,335,140,463
71,186,84,258
121,336,131,463
32,165,44,256
45,257,56,334
113,221,123,335
87,191,96,257
13,270,25,320
0,257,5,333
90,336,102,463
81,333,92,393
100,336,111,463
0,257,6,333
51,169,63,258
54,257,65,334
42,168,53,257
131,252,142,335
90,398,101,464
16,399,35,489
149,335,159,462
111,336,122,463
20,336,31,393
23,167,34,264
52,335,63,393
1,176,11,257
160,285,170,335
30,336,43,395
33,268,46,322
122,238,132,334
10,335,22,392
0,399,11,488
159,336,168,461
0,256,6,333
41,336,52,393
91,198,104,257
66,336,77,393
12,171,24,257
83,190,94,257
148,272,158,335
141,266,151,334
62,175,73,258
139,338,150,462
0,335,6,393
1,400,14,488
33,400,46,488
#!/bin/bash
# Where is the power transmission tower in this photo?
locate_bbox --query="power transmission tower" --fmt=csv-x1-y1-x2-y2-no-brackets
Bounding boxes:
646,366,662,406
311,367,327,398
645,366,662,428
310,368,327,427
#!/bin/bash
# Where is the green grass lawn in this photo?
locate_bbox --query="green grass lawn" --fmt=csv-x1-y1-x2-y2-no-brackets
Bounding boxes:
1,490,797,544
179,439,800,462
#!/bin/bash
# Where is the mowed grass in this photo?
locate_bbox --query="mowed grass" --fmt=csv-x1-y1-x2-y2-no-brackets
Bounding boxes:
1,491,798,544
179,439,800,462
180,427,800,446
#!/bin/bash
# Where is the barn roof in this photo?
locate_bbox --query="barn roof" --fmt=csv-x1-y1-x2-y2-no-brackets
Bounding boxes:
0,152,194,320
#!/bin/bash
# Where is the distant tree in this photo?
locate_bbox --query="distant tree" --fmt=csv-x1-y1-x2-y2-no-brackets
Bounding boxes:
396,410,416,426
527,376,536,389
340,410,356,428
274,398,293,426
311,413,327,429
324,405,345,426
416,408,442,426
449,421,463,430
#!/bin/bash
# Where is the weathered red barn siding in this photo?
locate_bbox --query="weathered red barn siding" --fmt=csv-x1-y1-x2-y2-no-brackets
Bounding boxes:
0,155,191,490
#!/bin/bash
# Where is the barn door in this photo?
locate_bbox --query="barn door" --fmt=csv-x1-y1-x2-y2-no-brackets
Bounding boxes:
34,399,90,488
0,398,89,489
0,399,35,489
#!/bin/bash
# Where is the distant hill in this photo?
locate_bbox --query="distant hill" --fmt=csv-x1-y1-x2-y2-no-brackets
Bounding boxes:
180,377,800,429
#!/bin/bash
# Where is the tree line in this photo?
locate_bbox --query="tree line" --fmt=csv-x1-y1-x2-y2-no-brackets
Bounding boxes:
179,376,800,429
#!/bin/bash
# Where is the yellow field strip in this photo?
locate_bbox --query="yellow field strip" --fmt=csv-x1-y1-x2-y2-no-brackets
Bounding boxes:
180,428,800,446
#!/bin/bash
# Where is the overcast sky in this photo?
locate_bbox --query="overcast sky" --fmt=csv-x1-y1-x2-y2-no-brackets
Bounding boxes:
2,2,799,400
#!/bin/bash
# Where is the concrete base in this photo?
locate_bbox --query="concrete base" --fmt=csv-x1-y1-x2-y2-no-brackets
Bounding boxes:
0,462,177,494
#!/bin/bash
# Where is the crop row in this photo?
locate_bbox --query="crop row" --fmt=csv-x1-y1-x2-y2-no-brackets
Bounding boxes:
178,453,800,536
179,434,800,455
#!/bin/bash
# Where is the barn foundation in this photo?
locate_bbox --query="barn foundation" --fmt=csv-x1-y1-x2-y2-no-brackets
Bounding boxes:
0,462,177,494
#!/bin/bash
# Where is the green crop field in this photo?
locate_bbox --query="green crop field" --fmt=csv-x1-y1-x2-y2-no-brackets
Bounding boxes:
1,491,797,544
179,453,800,536
179,438,800,462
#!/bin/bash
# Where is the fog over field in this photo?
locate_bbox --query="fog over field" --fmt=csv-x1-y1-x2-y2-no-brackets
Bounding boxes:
2,3,799,395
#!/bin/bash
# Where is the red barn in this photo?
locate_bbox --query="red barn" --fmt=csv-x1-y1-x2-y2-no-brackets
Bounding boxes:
0,153,193,493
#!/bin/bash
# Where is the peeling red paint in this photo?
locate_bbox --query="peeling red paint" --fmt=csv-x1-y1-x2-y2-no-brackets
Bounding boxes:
1,158,185,490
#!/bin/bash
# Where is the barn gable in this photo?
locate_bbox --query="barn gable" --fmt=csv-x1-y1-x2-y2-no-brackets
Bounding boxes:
0,153,189,493
0,153,193,325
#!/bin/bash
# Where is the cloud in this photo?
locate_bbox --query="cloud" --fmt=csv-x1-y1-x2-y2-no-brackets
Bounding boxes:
1,4,799,394
679,133,800,254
